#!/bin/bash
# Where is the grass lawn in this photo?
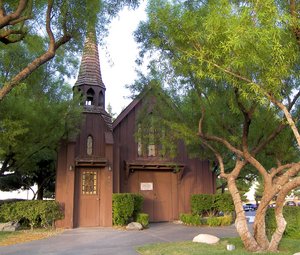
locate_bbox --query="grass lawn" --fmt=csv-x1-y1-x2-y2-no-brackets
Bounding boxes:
136,237,300,255
0,229,64,246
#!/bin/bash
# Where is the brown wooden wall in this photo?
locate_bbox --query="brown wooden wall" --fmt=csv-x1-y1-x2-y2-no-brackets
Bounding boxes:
55,141,76,228
56,111,113,228
113,97,216,220
75,113,110,158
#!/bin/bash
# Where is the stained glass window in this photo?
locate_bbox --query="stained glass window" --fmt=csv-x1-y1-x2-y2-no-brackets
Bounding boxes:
87,135,93,156
82,171,97,195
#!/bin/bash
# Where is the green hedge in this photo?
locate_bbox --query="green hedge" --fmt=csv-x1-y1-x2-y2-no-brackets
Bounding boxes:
0,200,63,229
214,194,235,213
266,207,300,239
136,213,149,228
191,193,234,216
112,193,144,226
180,213,232,227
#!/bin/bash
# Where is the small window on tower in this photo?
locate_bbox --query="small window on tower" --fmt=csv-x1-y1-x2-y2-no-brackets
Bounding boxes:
87,135,93,155
99,91,104,108
86,88,95,106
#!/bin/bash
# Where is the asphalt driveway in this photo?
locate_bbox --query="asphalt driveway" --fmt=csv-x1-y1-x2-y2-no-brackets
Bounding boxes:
0,223,239,255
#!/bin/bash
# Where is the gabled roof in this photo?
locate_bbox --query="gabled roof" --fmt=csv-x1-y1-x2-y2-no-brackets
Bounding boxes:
112,84,178,130
112,85,153,129
74,30,105,89
112,98,140,129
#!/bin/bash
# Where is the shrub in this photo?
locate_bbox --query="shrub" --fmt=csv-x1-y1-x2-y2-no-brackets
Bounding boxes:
112,193,145,226
266,207,300,239
191,193,234,216
207,215,232,227
112,193,134,226
214,194,234,213
191,194,214,216
180,213,201,226
136,213,149,228
132,194,144,220
0,200,63,229
220,215,233,226
207,216,220,226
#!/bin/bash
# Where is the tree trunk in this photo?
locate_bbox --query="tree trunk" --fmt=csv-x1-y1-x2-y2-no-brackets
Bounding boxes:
227,176,262,252
252,204,269,249
268,206,286,251
37,187,44,200
268,192,288,251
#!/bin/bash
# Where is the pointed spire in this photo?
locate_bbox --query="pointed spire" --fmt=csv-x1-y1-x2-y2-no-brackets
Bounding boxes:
74,29,105,89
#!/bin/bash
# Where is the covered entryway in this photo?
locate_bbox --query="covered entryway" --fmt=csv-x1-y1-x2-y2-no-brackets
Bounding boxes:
75,168,101,227
125,161,184,222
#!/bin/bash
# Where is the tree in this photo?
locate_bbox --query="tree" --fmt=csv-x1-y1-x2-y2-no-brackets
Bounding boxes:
134,0,300,252
0,0,140,101
0,43,82,199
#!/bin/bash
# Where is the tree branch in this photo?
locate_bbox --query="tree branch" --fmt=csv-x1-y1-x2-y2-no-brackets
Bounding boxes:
0,0,28,29
270,163,297,178
0,0,72,101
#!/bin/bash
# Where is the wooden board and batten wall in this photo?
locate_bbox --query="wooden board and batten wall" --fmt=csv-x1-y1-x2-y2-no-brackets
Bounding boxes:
112,93,216,222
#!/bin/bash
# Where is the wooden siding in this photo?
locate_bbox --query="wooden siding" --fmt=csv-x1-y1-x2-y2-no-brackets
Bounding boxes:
56,111,113,228
113,95,215,221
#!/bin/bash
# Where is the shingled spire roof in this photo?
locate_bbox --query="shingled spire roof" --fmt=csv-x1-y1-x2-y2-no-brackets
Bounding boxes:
74,30,105,89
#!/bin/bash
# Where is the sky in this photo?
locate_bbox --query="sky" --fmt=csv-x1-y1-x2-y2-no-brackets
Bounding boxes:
0,2,147,200
101,1,147,115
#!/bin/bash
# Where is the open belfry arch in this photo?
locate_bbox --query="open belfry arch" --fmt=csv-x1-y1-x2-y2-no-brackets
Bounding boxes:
55,29,216,228
55,30,113,228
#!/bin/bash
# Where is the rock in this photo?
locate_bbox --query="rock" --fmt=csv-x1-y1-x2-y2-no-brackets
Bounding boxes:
126,222,143,230
227,244,235,251
173,220,183,224
0,221,20,232
293,253,300,255
192,234,220,244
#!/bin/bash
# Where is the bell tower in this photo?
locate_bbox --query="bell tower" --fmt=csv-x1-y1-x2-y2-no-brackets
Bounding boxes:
55,29,113,229
74,29,106,109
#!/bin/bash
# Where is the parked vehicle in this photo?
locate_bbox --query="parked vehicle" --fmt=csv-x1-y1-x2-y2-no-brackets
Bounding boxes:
285,201,296,206
269,202,276,208
243,203,257,211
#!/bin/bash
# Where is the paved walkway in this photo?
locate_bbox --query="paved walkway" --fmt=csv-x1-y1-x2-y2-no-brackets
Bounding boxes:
1,223,239,255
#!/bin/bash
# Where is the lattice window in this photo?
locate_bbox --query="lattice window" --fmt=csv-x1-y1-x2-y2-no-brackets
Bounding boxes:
82,171,97,195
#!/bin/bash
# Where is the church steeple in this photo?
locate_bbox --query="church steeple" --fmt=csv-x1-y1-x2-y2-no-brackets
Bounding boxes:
74,29,106,108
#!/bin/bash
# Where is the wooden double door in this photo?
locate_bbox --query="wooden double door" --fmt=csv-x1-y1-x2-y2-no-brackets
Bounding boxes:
137,171,176,222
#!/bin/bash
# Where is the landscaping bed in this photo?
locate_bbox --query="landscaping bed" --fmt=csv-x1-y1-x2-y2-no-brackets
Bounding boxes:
0,229,64,246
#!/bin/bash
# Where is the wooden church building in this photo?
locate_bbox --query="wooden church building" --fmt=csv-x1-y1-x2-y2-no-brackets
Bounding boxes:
55,32,216,228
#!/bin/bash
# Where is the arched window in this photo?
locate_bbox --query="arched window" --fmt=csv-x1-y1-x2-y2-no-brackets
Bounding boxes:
87,135,93,155
86,88,95,106
99,91,104,108
148,123,156,157
137,124,143,157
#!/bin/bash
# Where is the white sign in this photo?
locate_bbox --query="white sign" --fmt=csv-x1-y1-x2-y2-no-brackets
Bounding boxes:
140,182,153,191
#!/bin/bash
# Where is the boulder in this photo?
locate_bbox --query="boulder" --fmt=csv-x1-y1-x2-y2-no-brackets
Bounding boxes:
126,222,143,231
0,221,20,232
173,220,183,224
192,234,220,244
